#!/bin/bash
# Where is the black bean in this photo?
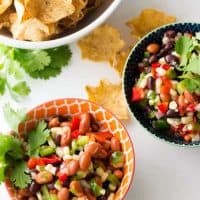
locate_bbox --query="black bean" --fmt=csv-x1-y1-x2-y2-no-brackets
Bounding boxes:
148,55,158,64
58,115,72,122
147,76,155,90
29,181,41,194
165,54,179,66
164,41,174,51
97,196,108,200
54,134,61,146
63,179,70,187
157,48,169,57
164,30,176,38
143,58,149,64
166,110,179,118
91,123,100,132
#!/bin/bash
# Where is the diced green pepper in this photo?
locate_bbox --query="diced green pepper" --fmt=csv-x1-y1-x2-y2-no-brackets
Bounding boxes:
144,51,150,58
49,194,58,200
39,146,55,157
153,119,170,130
72,170,88,180
136,99,148,109
107,174,120,186
166,69,177,79
90,179,106,197
148,111,156,119
111,151,124,165
54,180,62,190
41,185,50,200
77,136,89,146
176,81,186,94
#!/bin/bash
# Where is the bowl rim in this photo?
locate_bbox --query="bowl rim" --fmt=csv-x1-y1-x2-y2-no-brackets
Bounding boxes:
122,22,200,147
4,98,135,200
0,0,122,50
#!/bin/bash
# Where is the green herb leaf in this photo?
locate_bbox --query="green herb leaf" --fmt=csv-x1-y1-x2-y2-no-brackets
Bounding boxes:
10,161,31,189
0,134,24,183
0,76,6,95
175,35,194,56
28,121,50,156
14,49,51,73
185,54,200,75
3,103,27,132
12,81,31,96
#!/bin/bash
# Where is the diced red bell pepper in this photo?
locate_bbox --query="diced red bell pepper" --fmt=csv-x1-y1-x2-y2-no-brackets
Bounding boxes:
71,130,80,139
58,173,68,183
71,117,81,131
157,102,168,113
162,64,170,70
151,62,161,78
42,155,61,164
132,87,145,102
93,132,113,143
151,62,161,68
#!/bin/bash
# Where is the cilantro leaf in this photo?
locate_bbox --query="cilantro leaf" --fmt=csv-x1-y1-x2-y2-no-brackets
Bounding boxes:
28,121,50,156
10,161,31,189
25,46,72,79
175,35,194,55
185,55,200,75
12,81,31,96
14,49,51,73
0,76,6,95
0,134,24,182
3,103,27,132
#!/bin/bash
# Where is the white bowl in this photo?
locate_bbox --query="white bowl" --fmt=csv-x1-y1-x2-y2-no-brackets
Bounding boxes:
0,0,122,49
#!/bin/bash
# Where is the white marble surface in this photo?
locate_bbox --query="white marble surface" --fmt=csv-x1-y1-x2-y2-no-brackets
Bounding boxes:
1,0,200,199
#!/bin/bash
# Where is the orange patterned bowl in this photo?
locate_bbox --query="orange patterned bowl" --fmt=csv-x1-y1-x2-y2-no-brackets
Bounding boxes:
5,98,135,200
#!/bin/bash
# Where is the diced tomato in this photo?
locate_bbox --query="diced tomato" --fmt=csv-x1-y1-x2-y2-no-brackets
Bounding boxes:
132,87,145,102
151,62,161,78
157,102,168,113
183,134,192,142
27,157,38,169
162,64,170,70
71,117,81,131
161,77,172,88
184,90,195,103
186,103,196,112
71,130,80,139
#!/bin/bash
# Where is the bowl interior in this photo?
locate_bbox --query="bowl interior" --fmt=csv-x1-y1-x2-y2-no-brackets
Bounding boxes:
6,98,135,200
123,22,200,146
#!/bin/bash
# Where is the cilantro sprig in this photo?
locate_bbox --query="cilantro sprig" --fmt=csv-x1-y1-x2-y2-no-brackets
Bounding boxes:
0,44,72,101
175,33,200,94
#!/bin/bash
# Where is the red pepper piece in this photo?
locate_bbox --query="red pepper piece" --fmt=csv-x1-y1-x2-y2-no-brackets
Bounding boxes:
151,62,161,78
132,87,145,102
58,173,68,183
186,103,196,112
71,130,80,139
42,155,61,164
162,64,170,70
27,157,38,169
157,102,169,113
71,117,81,131
151,62,161,68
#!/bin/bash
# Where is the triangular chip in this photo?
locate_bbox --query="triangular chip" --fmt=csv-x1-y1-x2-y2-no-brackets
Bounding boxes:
10,15,56,41
113,48,132,77
85,79,129,119
0,8,14,29
78,24,125,65
127,8,176,38
0,0,12,15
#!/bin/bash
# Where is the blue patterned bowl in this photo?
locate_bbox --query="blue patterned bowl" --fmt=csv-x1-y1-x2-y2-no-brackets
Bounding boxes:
123,22,200,146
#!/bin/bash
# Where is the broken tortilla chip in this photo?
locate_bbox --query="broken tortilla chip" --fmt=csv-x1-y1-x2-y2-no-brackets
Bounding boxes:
113,48,131,77
85,79,129,119
10,15,56,41
78,24,125,65
0,0,12,15
0,8,14,29
127,8,176,38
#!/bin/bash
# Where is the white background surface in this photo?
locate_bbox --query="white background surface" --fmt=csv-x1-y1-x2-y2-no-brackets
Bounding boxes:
1,0,200,199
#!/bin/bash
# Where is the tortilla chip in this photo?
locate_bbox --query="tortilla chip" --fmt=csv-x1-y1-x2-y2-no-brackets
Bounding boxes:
39,0,75,24
0,0,12,15
85,79,129,119
10,15,56,41
0,8,14,29
113,48,131,77
127,8,176,38
78,24,125,65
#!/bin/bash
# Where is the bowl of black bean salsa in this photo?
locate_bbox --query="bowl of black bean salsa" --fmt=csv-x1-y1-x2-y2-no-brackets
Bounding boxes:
123,22,200,146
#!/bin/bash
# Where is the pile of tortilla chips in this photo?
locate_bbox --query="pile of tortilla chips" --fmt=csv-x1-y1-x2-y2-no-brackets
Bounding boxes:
0,0,103,41
82,8,176,119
